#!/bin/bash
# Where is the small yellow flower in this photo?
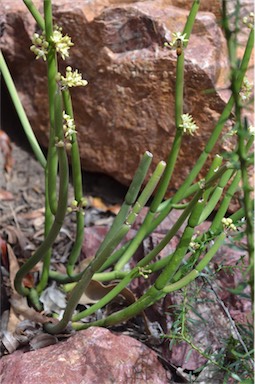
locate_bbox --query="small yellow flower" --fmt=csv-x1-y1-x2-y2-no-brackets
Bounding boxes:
164,32,189,57
58,66,88,88
71,200,78,208
80,197,87,208
138,267,152,279
51,26,73,60
179,114,199,135
170,32,188,47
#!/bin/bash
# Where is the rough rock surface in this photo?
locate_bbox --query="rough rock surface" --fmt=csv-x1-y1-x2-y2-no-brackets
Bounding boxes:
0,0,252,191
0,327,171,383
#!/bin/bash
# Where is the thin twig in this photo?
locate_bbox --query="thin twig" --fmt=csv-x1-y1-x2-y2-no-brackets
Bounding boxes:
0,204,28,225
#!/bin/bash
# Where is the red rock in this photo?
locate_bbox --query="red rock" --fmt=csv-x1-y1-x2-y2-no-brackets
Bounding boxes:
0,327,171,383
1,0,235,191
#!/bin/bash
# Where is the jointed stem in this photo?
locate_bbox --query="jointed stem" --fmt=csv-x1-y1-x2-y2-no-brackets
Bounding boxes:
15,92,69,297
222,3,254,304
62,90,85,278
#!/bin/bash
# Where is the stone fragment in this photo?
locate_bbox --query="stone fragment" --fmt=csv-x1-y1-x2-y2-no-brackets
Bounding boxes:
0,327,170,383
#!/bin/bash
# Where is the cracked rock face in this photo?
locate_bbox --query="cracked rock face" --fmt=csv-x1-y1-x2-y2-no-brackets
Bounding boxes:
0,327,171,383
1,0,237,191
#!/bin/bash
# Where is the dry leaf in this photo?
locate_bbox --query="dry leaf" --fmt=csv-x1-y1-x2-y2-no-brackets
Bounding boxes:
0,130,13,173
39,282,66,315
14,320,40,345
4,226,28,250
10,293,58,325
32,216,45,229
29,333,58,350
7,307,21,333
1,330,19,354
88,196,120,214
18,208,45,229
7,243,20,291
3,314,60,354
76,280,151,334
78,279,137,306
18,208,45,220
0,189,14,201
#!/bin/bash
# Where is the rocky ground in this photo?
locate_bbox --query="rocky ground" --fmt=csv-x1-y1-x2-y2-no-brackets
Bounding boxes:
0,134,253,383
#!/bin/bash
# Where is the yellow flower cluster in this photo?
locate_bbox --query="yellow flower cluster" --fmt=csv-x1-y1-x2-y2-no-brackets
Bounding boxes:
50,26,73,60
240,76,253,103
63,112,77,141
67,198,87,214
57,66,88,88
179,114,199,135
30,32,49,61
189,241,200,252
243,12,254,29
221,218,237,231
30,25,73,61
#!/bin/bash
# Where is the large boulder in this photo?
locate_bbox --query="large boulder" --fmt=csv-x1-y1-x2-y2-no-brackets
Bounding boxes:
1,0,250,191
